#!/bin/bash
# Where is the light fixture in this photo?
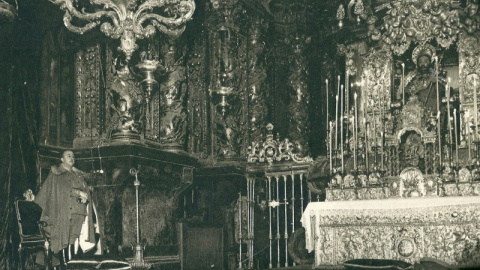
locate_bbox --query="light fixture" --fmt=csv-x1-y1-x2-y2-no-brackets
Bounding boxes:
213,25,235,115
47,0,195,62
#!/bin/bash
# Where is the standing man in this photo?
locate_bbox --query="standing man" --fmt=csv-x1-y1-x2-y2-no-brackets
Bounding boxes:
35,150,97,267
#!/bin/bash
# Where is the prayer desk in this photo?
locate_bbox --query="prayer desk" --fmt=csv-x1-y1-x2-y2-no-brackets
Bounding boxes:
301,196,480,268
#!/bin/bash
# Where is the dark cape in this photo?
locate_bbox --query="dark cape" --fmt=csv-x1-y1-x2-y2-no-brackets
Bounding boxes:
35,165,96,253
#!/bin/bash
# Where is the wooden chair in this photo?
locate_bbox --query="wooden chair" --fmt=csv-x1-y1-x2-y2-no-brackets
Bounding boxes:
14,199,51,269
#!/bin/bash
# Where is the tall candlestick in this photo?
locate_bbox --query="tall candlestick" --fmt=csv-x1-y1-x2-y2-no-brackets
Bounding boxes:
380,85,385,173
434,56,442,172
446,80,452,166
401,63,405,104
364,118,369,176
341,84,345,174
354,92,358,171
454,108,459,166
474,76,478,142
335,95,339,153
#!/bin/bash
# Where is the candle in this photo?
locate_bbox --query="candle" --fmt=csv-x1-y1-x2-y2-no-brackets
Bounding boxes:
354,92,358,171
454,108,459,166
380,131,384,172
364,118,369,176
345,71,349,115
401,62,405,104
326,79,329,133
468,119,472,161
363,76,368,122
372,107,377,166
329,121,333,175
435,56,439,114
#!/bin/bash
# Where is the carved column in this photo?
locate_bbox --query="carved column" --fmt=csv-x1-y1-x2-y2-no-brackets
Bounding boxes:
287,36,310,156
248,20,268,148
157,40,188,151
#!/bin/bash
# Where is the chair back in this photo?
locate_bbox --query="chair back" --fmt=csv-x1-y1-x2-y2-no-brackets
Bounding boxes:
15,200,43,238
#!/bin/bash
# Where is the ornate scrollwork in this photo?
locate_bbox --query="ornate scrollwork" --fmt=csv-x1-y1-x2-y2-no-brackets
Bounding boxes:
247,123,313,164
48,0,195,61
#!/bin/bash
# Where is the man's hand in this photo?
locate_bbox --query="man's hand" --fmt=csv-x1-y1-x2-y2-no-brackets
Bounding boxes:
73,189,89,204
79,197,88,204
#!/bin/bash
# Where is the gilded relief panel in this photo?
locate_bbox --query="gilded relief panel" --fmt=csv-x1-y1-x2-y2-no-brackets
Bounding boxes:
74,44,104,147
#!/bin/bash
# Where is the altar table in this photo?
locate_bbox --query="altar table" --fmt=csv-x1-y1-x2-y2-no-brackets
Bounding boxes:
301,196,480,268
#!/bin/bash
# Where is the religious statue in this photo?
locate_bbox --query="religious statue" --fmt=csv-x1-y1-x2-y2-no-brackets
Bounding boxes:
399,44,442,118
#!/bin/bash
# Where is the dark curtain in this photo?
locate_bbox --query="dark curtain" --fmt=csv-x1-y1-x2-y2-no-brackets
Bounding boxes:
0,17,41,269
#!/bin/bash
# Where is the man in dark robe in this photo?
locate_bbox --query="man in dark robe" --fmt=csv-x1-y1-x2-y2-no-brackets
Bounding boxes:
35,150,96,266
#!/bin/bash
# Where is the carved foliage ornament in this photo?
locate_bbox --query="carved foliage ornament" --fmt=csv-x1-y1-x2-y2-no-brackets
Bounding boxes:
371,0,478,55
48,0,195,61
247,123,313,164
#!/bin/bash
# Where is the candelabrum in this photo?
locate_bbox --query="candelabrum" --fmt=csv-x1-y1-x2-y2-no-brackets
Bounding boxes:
47,0,195,62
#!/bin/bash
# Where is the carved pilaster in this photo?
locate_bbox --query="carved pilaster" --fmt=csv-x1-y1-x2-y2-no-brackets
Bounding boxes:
186,21,208,157
74,44,105,147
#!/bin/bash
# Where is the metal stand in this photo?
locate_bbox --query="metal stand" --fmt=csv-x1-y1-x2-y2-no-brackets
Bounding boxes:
130,168,152,269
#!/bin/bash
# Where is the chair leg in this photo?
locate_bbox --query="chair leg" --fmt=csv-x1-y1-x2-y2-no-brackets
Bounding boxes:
18,248,23,270
45,248,52,270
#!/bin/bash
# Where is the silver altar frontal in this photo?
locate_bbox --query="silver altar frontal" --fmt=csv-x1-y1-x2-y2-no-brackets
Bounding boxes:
301,196,480,268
